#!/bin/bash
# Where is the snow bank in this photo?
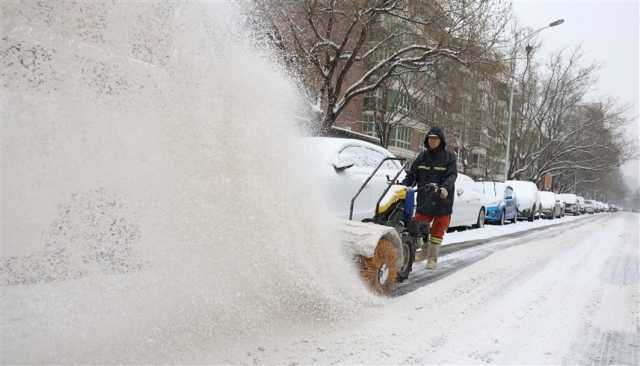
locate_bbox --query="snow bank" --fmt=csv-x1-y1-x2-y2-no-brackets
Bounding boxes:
443,214,591,245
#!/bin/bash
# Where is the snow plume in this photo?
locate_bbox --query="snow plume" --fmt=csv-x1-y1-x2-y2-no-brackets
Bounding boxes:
1,1,376,362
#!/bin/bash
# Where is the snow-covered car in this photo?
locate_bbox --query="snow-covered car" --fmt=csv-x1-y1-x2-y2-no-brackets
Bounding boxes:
576,196,586,214
303,137,404,221
450,174,488,229
555,194,566,217
559,193,579,215
539,191,561,219
305,136,484,230
583,199,596,214
506,180,541,221
476,181,517,225
556,194,566,211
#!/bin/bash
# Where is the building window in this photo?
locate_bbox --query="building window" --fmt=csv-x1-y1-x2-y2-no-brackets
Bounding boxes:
363,90,382,112
362,113,376,136
389,126,411,149
470,152,486,169
416,131,427,152
388,89,412,114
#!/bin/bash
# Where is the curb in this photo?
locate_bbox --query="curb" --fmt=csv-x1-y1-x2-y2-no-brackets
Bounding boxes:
439,214,600,256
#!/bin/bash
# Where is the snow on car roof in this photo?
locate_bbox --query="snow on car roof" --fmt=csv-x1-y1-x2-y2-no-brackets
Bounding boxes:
539,191,556,205
305,136,392,151
558,193,577,203
303,136,399,163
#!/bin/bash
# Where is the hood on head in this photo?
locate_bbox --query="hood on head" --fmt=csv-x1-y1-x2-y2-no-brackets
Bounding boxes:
424,126,447,150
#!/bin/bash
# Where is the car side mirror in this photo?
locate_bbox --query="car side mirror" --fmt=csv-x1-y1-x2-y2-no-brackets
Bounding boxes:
457,188,464,196
333,157,354,172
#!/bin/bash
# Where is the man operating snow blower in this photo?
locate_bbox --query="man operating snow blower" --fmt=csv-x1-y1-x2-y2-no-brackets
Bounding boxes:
401,127,457,270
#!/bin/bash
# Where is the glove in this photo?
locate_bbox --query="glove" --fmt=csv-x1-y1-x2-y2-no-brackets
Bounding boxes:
439,187,448,199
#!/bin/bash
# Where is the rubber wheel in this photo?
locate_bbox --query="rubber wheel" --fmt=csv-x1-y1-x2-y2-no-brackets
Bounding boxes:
396,237,416,282
473,209,485,228
360,238,398,296
529,206,535,222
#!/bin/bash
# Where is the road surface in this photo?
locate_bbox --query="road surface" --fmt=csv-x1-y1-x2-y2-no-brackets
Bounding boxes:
230,212,639,364
2,213,638,364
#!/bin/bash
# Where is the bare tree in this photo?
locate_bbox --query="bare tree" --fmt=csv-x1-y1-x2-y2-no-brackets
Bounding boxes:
500,45,637,199
364,72,432,148
248,0,510,135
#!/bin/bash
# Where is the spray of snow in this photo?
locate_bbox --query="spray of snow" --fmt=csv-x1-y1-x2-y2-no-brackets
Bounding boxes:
1,1,378,362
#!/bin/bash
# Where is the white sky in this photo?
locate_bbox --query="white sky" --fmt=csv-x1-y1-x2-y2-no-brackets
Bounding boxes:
512,0,640,191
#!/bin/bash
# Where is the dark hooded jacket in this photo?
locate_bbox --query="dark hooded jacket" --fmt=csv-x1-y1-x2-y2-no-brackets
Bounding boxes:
401,127,457,216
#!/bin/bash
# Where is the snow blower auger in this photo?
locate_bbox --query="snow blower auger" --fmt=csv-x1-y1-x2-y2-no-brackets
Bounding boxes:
342,157,428,295
367,184,431,282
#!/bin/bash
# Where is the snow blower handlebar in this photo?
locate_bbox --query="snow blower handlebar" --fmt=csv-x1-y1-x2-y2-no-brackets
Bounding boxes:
349,157,408,221
418,182,440,194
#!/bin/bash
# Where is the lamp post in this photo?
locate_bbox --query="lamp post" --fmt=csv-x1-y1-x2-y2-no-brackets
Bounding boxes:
503,19,564,181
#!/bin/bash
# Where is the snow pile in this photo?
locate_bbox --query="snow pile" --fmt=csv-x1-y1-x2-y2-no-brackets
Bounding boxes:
1,1,376,362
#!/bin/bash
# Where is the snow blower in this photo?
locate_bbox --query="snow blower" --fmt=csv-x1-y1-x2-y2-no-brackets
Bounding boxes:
343,157,429,295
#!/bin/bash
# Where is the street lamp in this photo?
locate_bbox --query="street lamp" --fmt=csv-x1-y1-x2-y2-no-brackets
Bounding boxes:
503,19,564,181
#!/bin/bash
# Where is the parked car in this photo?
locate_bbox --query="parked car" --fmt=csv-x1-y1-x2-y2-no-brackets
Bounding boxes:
539,191,561,219
559,193,579,215
303,137,404,221
583,199,596,214
303,137,485,231
594,201,603,212
555,194,566,217
506,180,541,221
476,181,518,225
450,174,488,229
577,196,586,214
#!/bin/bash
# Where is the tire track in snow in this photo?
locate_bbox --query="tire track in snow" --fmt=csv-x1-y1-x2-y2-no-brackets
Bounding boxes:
396,214,603,296
563,213,640,365
400,213,636,364
201,213,637,365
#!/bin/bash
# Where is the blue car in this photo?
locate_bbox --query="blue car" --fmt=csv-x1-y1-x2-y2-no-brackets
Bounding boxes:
476,182,518,225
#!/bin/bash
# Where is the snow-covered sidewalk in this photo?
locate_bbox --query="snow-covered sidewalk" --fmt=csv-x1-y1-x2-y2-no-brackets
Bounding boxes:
444,212,595,246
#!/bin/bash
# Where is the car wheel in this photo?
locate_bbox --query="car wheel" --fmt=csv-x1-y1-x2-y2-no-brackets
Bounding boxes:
499,209,505,225
360,238,398,296
473,209,485,229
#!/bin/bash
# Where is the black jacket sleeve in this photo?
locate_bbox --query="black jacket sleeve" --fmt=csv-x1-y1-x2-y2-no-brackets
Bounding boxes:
400,155,419,187
441,152,457,193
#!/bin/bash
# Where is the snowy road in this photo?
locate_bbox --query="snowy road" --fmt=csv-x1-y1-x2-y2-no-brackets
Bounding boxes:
396,214,601,295
222,212,639,364
2,213,638,364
